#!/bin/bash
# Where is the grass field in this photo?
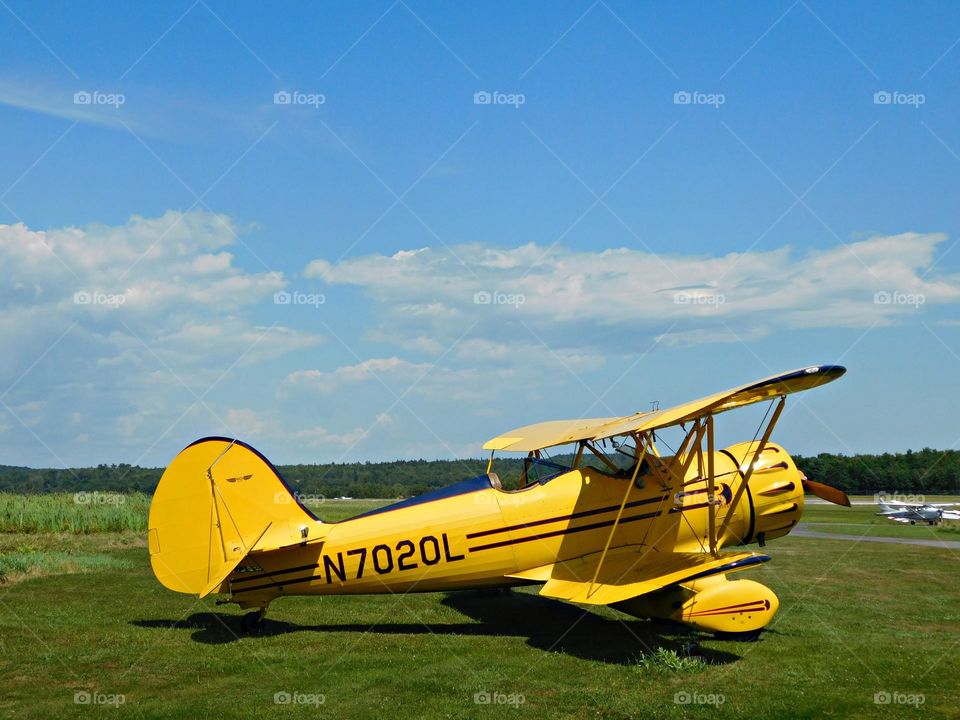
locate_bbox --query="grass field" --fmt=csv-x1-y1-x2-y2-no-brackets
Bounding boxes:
0,496,958,718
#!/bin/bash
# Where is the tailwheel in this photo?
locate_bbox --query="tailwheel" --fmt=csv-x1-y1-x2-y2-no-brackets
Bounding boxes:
240,610,266,634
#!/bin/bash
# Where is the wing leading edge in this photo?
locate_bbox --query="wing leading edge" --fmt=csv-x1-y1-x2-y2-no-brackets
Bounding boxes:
483,365,845,453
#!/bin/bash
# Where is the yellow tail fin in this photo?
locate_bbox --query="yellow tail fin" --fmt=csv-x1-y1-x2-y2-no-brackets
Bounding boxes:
147,437,321,596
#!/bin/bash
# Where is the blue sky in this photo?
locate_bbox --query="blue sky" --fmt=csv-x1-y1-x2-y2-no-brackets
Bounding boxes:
1,1,959,468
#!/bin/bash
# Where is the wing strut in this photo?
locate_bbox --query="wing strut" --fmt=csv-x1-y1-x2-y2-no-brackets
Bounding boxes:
716,395,786,544
707,413,717,556
587,432,650,598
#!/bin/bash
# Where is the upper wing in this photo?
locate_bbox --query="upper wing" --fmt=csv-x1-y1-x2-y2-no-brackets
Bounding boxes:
510,547,770,606
484,365,846,452
482,416,623,451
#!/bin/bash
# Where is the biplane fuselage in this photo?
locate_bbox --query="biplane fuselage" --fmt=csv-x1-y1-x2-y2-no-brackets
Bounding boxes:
148,365,848,637
222,442,800,599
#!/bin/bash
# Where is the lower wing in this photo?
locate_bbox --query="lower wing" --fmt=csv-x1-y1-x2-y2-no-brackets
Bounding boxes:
509,547,770,606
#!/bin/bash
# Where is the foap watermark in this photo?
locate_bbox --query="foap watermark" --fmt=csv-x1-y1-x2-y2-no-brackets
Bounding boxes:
873,290,924,308
875,492,925,505
873,90,925,108
74,491,126,506
674,90,725,108
674,690,725,706
874,691,925,707
473,290,525,308
74,290,126,308
673,291,725,308
274,90,325,108
474,90,525,108
473,690,526,707
74,90,125,108
476,492,523,508
273,691,325,706
74,691,125,707
274,290,325,308
274,491,325,506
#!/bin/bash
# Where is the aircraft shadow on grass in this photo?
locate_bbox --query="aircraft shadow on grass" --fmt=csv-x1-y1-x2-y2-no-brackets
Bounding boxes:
133,589,746,665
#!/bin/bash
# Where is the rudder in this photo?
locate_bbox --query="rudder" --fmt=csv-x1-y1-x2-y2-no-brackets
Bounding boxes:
148,437,321,597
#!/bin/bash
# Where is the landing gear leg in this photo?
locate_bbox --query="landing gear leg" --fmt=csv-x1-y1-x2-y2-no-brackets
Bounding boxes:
240,608,266,634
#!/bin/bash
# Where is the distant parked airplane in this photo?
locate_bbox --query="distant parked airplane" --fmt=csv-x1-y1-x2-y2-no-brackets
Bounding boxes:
876,499,960,525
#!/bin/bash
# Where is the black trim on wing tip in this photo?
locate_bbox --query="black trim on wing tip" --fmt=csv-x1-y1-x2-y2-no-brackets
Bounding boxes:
680,554,771,584
180,436,320,522
740,364,846,395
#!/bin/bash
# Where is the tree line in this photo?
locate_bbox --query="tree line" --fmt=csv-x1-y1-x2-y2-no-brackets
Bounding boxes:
0,448,957,498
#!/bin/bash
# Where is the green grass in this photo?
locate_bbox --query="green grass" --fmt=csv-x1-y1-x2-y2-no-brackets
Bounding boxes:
0,549,132,580
0,532,143,584
0,494,386,535
0,492,150,533
1,495,958,718
634,647,708,674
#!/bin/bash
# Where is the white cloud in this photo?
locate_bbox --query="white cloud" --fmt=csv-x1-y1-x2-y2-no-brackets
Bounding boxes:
6,217,958,466
224,408,270,438
293,424,370,448
0,210,324,463
285,357,431,394
305,233,960,352
0,77,134,130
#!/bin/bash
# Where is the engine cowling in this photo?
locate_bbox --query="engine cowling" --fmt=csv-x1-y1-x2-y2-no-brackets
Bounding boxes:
722,441,805,546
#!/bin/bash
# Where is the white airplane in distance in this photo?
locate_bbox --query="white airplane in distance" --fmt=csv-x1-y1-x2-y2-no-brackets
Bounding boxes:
876,498,960,525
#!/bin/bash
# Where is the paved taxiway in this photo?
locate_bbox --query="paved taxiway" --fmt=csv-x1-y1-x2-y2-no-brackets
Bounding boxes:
793,525,960,550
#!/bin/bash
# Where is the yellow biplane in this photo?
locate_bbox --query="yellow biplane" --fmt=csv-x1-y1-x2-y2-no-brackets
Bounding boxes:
148,365,850,638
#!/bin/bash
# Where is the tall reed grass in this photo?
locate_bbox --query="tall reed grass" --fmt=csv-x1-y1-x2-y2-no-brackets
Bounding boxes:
0,492,149,533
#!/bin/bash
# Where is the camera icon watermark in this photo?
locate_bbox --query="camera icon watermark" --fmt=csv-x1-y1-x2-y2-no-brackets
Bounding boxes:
473,290,525,308
873,90,925,108
674,690,725,706
673,90,725,108
73,90,125,108
73,290,126,308
473,90,525,108
874,691,924,706
273,690,325,706
275,491,325,506
873,290,924,308
74,491,126,506
875,492,925,505
673,291,725,308
74,691,125,706
274,290,325,308
273,90,326,108
473,690,526,707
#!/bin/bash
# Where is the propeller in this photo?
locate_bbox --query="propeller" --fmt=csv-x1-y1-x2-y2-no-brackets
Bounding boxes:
801,477,851,507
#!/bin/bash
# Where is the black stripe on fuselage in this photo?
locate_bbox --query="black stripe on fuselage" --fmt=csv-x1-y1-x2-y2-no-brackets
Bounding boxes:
468,509,662,553
465,494,669,540
230,562,320,585
232,572,320,595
